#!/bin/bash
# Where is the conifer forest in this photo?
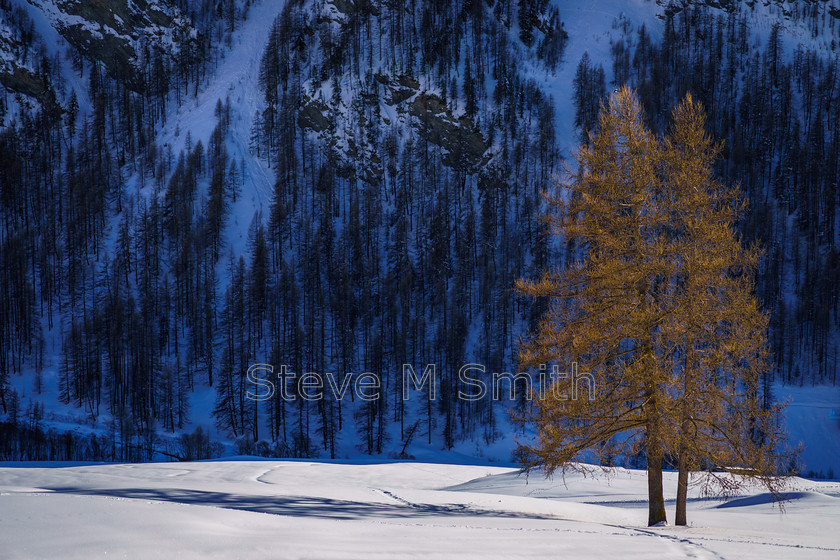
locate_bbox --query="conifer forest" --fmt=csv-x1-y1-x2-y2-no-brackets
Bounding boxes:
0,0,838,470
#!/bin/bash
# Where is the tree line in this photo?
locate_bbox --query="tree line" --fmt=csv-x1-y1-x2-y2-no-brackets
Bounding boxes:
1,0,568,460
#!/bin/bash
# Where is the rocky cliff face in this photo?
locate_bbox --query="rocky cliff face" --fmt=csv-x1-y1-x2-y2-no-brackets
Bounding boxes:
0,7,55,105
24,0,196,92
298,71,490,184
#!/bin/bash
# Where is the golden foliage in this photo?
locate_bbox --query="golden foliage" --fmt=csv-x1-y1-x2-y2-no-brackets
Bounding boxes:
515,87,797,526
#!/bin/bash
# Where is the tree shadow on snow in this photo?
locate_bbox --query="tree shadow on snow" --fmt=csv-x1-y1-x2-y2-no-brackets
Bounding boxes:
41,485,557,521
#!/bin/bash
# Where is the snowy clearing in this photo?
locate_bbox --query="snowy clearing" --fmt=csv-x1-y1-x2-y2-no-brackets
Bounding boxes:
1,460,838,559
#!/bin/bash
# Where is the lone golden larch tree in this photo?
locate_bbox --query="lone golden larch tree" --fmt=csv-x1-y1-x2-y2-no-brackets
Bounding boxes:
516,87,793,527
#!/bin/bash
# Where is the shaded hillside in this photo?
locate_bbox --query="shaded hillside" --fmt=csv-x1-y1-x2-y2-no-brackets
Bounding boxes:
0,0,838,464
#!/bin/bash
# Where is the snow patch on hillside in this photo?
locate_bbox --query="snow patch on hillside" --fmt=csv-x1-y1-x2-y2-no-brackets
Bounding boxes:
150,0,279,259
779,383,840,477
542,0,664,158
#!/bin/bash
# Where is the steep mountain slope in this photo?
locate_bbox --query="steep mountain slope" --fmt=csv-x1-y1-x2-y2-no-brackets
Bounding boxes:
0,0,838,475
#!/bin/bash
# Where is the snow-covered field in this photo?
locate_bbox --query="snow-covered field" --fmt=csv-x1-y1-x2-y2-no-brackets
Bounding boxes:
1,460,838,559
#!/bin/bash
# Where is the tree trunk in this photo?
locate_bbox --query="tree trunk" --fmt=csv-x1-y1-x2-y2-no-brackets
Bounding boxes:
676,341,695,525
646,385,668,526
676,451,688,525
646,434,668,526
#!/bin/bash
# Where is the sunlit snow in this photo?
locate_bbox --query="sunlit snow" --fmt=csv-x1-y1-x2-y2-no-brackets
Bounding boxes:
1,459,839,559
